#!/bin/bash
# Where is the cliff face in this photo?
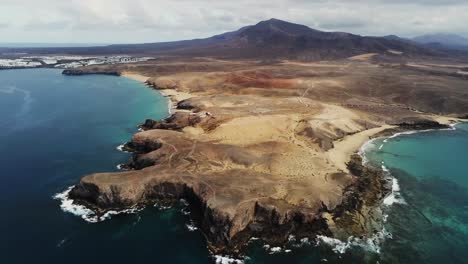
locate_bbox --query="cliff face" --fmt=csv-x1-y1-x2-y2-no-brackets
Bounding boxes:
68,109,452,254
69,141,389,255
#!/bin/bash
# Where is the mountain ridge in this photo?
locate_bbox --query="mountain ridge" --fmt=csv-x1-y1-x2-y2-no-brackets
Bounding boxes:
412,33,468,48
2,18,436,60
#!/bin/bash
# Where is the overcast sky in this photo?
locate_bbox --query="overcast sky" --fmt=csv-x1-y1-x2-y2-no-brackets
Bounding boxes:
1,0,467,44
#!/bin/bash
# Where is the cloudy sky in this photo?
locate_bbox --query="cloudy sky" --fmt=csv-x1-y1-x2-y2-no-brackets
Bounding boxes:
1,0,467,44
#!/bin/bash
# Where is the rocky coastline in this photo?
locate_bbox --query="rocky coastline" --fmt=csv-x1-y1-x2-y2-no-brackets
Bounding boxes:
69,78,396,255
63,67,466,257
69,141,391,255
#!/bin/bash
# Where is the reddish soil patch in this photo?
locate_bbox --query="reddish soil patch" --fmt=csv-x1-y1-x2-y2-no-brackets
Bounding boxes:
225,71,297,89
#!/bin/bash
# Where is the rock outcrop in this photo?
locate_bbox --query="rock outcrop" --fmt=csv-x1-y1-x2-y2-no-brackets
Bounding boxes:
67,94,397,255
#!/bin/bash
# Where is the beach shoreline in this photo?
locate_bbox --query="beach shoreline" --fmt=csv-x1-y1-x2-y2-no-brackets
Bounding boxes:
122,72,194,115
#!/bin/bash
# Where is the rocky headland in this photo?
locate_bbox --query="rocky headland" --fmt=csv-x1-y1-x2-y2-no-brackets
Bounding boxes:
65,67,464,257
62,54,467,256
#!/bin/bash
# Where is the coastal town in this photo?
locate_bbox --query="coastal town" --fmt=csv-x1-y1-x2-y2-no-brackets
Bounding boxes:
0,55,155,69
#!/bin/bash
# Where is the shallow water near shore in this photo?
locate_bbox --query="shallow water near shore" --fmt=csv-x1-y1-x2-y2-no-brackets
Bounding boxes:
2,69,467,263
363,123,468,264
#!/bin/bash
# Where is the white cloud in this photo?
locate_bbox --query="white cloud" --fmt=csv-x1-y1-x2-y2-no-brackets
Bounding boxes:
0,0,467,43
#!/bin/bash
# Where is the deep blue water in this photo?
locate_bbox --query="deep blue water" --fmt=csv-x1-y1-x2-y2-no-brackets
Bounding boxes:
0,69,212,263
2,69,466,264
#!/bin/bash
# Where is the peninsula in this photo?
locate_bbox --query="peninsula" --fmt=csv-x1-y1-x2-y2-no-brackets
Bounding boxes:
27,19,468,256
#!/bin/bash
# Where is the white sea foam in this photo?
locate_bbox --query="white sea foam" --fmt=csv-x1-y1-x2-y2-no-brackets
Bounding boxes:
383,176,406,206
317,228,392,254
300,237,311,245
179,198,189,206
53,186,142,223
53,186,99,222
116,143,132,153
186,221,198,231
214,255,244,264
347,123,462,255
153,202,171,210
358,138,379,165
384,123,458,142
269,247,282,254
317,236,351,254
100,207,143,221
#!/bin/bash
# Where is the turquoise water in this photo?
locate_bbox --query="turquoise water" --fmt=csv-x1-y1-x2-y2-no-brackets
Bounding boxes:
3,69,466,263
365,123,468,264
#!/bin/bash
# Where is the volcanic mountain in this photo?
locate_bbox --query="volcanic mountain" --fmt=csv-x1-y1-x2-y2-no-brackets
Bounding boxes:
5,18,435,60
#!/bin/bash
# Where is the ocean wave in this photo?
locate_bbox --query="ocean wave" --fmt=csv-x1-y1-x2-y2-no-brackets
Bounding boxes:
358,138,379,165
384,124,458,142
214,255,244,264
168,101,173,115
317,227,391,254
53,186,142,223
53,186,99,222
116,144,132,153
349,124,458,254
185,219,198,231
382,164,406,206
116,144,125,151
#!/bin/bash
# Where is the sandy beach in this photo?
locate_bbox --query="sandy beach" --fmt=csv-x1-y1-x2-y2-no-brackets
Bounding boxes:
123,72,195,112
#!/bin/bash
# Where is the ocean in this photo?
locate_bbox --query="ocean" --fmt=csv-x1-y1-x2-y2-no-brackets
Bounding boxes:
1,68,466,264
0,69,211,263
363,123,468,264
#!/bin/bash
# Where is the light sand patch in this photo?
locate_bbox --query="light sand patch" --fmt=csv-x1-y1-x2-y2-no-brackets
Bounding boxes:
327,125,395,172
348,53,378,61
427,115,466,125
387,50,403,55
208,114,299,146
122,72,150,82
159,89,194,102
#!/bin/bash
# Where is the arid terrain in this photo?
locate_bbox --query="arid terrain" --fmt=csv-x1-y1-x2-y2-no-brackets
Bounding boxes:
65,52,468,254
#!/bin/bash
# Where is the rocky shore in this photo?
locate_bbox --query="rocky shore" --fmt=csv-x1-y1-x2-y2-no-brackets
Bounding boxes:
69,133,391,255
65,78,419,255
61,57,467,257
